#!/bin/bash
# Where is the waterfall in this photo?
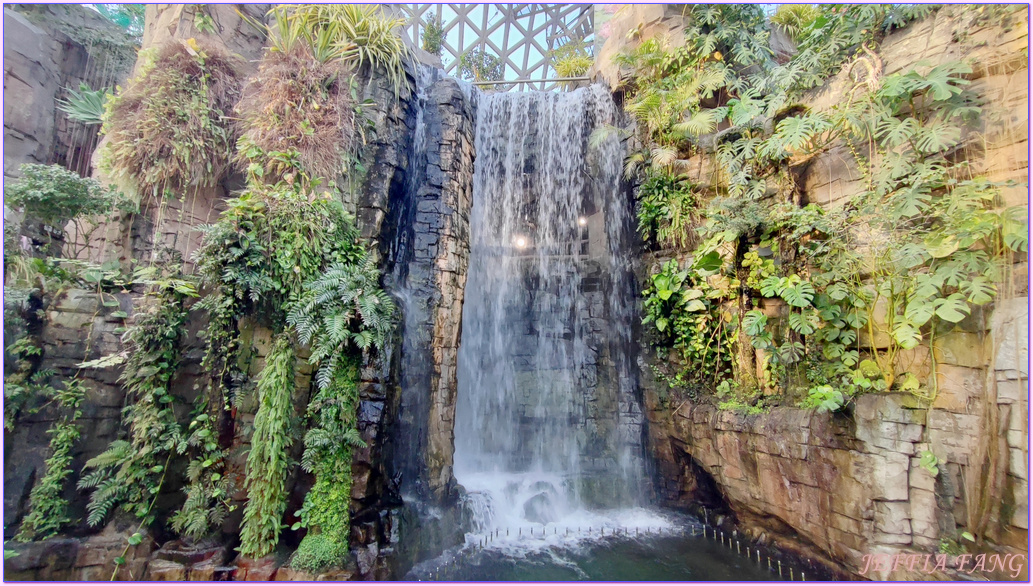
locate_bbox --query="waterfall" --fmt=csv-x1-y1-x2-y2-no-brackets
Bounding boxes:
384,64,441,500
453,84,651,537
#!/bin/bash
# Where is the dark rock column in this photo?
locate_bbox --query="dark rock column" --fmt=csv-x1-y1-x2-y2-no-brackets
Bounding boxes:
421,78,474,503
378,73,474,506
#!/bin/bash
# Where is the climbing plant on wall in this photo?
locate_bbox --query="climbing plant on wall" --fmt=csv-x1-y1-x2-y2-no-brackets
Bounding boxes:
620,5,1028,413
237,334,295,559
192,4,402,563
16,379,87,541
78,263,197,528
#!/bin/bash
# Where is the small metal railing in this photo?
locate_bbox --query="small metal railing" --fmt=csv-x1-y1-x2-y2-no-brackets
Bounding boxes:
472,76,592,92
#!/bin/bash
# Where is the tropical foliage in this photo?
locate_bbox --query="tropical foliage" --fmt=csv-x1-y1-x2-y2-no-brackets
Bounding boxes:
625,5,1027,414
57,82,110,126
6,5,409,572
263,5,413,98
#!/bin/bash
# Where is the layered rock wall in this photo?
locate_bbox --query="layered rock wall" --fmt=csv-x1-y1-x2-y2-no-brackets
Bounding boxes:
594,4,1029,580
4,6,479,579
3,4,136,180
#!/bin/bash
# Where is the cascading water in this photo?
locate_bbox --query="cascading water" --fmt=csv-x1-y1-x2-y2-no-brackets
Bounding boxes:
385,64,438,500
453,84,660,542
393,78,835,583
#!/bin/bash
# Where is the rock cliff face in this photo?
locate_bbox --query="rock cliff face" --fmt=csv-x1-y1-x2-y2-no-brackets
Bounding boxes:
3,4,137,180
3,6,479,578
378,71,474,507
4,4,1027,582
600,5,1030,580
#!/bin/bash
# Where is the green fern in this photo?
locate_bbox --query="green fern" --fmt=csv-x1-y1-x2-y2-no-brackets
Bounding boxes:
79,278,192,529
290,357,363,572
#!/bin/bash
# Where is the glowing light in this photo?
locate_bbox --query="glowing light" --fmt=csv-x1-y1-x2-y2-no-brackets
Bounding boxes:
577,216,587,226
514,236,528,248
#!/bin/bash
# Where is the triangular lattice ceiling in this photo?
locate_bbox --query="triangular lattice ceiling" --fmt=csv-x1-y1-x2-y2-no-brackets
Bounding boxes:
386,4,594,90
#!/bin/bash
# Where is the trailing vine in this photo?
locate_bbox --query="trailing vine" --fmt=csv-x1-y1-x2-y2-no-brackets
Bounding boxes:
16,379,86,541
78,268,196,528
237,334,296,559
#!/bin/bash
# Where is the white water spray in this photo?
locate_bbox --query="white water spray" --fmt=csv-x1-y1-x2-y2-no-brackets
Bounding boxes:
453,85,657,548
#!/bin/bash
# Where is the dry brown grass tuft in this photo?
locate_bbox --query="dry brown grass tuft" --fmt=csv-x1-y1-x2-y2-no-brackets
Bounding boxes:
99,39,245,199
234,44,360,188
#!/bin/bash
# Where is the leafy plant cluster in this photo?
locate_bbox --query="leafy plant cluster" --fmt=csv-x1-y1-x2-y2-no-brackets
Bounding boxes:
622,6,1027,413
78,274,196,529
635,169,701,249
421,13,446,57
58,82,111,126
16,379,87,541
4,164,132,258
642,257,735,393
98,38,244,200
551,40,594,79
193,178,394,561
11,4,405,571
257,5,413,99
189,12,400,559
236,5,410,192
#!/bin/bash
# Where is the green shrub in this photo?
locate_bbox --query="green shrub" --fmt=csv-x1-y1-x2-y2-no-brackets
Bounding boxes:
421,13,445,57
4,164,124,229
459,49,503,82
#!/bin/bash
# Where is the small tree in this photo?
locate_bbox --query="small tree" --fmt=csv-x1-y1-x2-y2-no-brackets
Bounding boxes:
458,49,504,82
4,163,128,258
421,13,445,57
